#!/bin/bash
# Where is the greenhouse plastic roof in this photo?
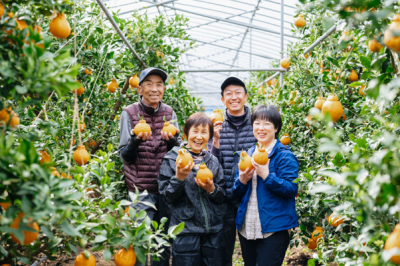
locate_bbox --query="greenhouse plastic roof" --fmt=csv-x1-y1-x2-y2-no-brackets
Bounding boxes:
105,0,300,110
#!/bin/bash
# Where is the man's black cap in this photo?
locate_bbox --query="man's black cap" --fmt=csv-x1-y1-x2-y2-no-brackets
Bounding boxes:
139,67,168,85
221,76,247,95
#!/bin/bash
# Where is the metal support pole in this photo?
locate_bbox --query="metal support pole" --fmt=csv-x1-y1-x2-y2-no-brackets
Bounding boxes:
181,68,288,73
304,25,336,55
96,0,147,69
280,0,284,90
265,72,280,83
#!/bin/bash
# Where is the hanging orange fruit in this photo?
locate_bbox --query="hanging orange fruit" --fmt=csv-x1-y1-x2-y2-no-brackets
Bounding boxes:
349,70,358,82
210,109,223,123
358,85,366,96
280,133,291,145
74,252,96,266
49,13,71,39
162,116,177,136
308,238,317,249
314,96,325,110
312,226,324,242
384,14,400,53
339,31,354,52
129,74,139,88
294,14,305,27
39,150,51,164
10,213,39,245
134,115,151,136
280,58,291,69
73,145,90,165
73,83,85,95
267,78,277,86
176,149,193,168
252,144,269,165
169,78,175,85
61,172,72,179
84,68,92,75
384,224,400,264
50,167,60,178
321,95,344,123
107,79,118,93
239,151,253,171
115,246,137,266
0,201,11,211
196,163,213,183
78,122,86,132
0,4,4,18
327,212,345,227
16,20,28,31
368,39,383,53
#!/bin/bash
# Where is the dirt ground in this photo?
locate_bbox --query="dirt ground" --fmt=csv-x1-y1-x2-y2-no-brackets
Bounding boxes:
40,234,317,266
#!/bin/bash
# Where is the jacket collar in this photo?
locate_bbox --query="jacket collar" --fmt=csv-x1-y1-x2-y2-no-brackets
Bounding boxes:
139,96,162,116
224,106,251,127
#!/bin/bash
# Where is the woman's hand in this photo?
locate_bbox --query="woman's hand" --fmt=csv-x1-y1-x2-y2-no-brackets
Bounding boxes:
176,160,194,181
195,178,215,193
239,167,255,185
252,158,270,180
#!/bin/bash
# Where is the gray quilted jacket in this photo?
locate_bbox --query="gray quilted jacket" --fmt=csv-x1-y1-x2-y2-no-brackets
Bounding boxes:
158,146,226,235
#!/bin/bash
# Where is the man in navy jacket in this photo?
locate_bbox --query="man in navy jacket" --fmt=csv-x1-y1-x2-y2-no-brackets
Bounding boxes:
208,76,257,266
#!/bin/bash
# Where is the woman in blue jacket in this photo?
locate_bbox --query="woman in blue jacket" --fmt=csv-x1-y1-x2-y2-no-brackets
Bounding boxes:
232,105,299,266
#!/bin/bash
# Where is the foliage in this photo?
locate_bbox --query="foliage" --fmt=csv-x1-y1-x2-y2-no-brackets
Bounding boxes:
247,2,400,265
0,0,198,264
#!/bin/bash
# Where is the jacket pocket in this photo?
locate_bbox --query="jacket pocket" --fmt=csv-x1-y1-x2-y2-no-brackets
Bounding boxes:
210,202,227,217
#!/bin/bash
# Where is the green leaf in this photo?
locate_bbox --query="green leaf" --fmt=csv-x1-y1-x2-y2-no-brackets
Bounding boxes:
134,245,147,265
93,235,107,243
168,222,185,236
103,213,116,226
103,249,112,262
60,220,82,237
360,56,371,69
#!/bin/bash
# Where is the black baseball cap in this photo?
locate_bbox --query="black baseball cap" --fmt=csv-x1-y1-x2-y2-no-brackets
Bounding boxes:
139,67,168,85
221,76,247,96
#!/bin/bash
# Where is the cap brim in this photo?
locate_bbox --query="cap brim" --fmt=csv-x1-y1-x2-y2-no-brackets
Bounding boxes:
221,76,246,91
140,69,168,84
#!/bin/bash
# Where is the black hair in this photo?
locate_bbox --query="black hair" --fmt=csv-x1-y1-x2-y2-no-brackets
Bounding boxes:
184,112,214,140
221,82,248,97
251,105,282,139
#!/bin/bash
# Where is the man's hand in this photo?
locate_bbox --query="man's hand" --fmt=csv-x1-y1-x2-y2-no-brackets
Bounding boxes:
131,129,152,141
176,160,194,181
195,178,215,193
252,158,270,180
212,121,223,149
162,128,180,141
239,167,255,185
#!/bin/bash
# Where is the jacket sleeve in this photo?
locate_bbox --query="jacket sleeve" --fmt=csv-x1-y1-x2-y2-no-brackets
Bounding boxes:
206,164,225,204
158,158,186,204
262,152,299,198
232,162,248,199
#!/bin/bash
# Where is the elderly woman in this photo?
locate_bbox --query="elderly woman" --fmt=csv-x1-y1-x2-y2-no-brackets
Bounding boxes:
158,112,226,266
232,105,299,266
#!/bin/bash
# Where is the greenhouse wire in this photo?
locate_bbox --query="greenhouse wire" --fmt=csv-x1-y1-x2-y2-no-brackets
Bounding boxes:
96,0,147,69
181,68,289,72
228,0,261,76
280,0,284,89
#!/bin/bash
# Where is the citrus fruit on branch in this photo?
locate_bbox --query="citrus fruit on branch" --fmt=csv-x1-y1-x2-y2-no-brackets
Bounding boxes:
49,13,71,39
115,246,137,266
10,213,39,245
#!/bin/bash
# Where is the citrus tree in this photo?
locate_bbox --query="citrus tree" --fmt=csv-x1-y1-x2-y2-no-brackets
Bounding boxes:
0,0,200,264
246,1,400,265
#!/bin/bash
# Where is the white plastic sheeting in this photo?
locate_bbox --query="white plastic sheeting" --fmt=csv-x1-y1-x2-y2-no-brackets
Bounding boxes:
104,0,300,110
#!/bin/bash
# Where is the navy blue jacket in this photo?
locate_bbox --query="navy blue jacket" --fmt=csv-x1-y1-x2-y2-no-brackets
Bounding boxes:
232,140,299,234
209,107,256,203
158,146,226,235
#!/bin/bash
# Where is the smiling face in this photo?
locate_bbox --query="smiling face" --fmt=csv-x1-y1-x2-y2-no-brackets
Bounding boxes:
187,124,210,153
253,119,277,147
221,85,248,116
137,74,165,108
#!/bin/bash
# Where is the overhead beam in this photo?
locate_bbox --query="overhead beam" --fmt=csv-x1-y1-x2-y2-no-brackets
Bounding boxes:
194,40,279,60
161,4,295,38
96,0,147,69
181,68,288,73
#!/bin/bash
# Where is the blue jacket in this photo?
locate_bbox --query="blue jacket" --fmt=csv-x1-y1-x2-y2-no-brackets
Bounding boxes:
209,107,257,204
232,140,299,234
158,146,226,235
